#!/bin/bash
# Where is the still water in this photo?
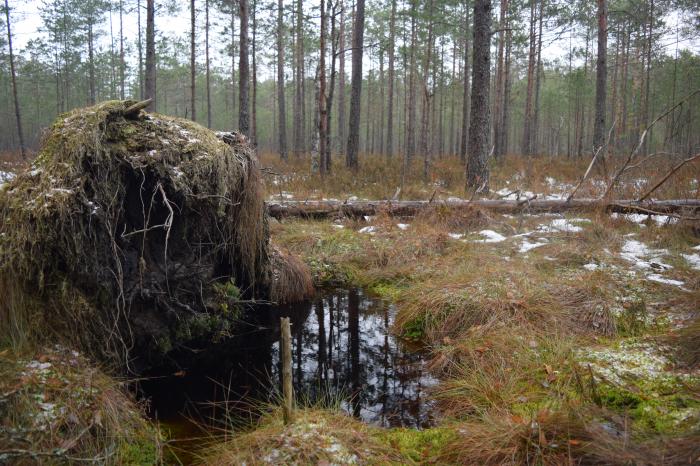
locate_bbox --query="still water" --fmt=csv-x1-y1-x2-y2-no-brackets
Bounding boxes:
142,288,437,451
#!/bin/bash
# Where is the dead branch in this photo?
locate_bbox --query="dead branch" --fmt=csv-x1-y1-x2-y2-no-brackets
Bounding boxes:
637,154,700,201
603,89,700,199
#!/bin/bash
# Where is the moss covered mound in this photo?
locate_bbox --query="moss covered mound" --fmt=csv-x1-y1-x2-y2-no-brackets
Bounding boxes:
0,100,309,371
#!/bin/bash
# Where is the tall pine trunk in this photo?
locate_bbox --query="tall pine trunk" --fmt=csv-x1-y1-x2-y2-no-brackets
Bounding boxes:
319,0,328,174
277,0,288,160
251,0,258,145
459,1,470,163
4,0,25,158
592,0,608,152
337,1,346,155
294,0,305,155
239,0,250,135
190,0,196,121
145,0,156,110
205,0,212,128
466,0,492,192
521,0,537,156
346,0,366,170
385,0,396,157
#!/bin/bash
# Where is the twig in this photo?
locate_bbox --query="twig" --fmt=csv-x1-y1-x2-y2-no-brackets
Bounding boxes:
637,153,700,201
566,119,616,203
603,89,700,199
611,202,700,221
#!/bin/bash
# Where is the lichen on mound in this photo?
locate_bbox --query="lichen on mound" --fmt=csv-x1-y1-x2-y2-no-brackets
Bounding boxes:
0,100,311,371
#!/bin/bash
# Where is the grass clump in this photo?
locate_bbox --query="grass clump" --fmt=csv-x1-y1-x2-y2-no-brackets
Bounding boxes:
203,409,410,465
0,345,164,465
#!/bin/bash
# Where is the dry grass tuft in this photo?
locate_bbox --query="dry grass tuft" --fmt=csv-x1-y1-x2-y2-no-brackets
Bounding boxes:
202,409,406,465
438,405,696,466
0,346,162,465
269,245,315,304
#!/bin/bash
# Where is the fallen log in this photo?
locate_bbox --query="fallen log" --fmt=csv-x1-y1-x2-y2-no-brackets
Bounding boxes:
267,198,700,219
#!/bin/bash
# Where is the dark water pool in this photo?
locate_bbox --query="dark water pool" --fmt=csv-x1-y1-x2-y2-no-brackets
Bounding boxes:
141,288,437,453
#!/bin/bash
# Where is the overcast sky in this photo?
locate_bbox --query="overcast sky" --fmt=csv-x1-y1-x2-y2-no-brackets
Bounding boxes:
7,1,699,81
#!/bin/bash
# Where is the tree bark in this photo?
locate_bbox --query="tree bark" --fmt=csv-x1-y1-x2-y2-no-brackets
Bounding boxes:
4,0,25,158
346,0,366,170
459,1,470,163
466,0,492,192
119,0,125,99
592,0,608,152
337,0,346,155
522,0,537,156
385,0,396,157
251,0,258,145
145,0,156,111
493,0,508,158
277,0,288,160
190,0,196,121
294,0,305,155
319,0,328,175
239,0,250,136
205,0,212,128
268,199,700,219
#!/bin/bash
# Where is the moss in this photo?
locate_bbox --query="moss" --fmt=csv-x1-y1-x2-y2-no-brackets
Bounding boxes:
368,282,405,301
375,427,455,463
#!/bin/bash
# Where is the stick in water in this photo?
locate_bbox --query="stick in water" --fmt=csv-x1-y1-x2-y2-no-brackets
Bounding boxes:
280,317,294,424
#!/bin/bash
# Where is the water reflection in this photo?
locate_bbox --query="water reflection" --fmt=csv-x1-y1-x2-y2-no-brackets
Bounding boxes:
270,288,437,428
141,288,436,433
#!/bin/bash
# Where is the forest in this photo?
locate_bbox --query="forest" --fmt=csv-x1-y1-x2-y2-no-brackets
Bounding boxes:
1,0,699,464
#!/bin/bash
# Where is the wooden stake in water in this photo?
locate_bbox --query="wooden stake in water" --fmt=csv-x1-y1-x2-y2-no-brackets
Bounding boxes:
280,317,295,424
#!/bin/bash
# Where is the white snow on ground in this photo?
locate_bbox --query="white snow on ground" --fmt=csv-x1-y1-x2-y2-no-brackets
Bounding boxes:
396,223,409,230
611,212,678,226
537,218,586,233
358,226,377,234
0,170,15,187
584,263,599,271
619,240,673,270
332,224,344,229
519,239,548,253
448,233,464,240
694,245,700,251
683,253,700,270
475,230,507,243
646,274,685,287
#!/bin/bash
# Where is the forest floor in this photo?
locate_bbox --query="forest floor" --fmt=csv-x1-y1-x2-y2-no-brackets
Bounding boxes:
2,152,699,464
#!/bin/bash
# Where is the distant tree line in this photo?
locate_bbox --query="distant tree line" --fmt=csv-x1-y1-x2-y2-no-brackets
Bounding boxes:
2,0,699,187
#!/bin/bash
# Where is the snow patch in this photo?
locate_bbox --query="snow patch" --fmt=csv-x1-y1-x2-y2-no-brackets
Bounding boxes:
519,239,548,253
448,233,464,240
358,226,377,234
682,253,700,270
475,230,507,243
646,274,685,287
396,223,409,230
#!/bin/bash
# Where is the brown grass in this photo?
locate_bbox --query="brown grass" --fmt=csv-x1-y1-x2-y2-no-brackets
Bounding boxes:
269,245,315,304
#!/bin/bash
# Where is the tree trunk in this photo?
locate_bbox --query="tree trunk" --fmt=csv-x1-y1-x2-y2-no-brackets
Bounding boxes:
190,0,196,121
239,0,250,136
294,0,305,156
251,0,258,145
319,0,328,175
502,23,512,156
346,0,366,170
406,0,418,163
385,0,397,157
522,0,537,156
277,0,288,160
119,0,125,99
205,0,212,128
493,0,508,158
87,16,96,104
268,199,700,219
592,0,608,152
4,0,25,158
459,1,470,163
145,0,156,111
420,0,435,181
466,0,492,192
138,0,143,99
532,0,544,155
325,0,338,173
337,0,346,155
